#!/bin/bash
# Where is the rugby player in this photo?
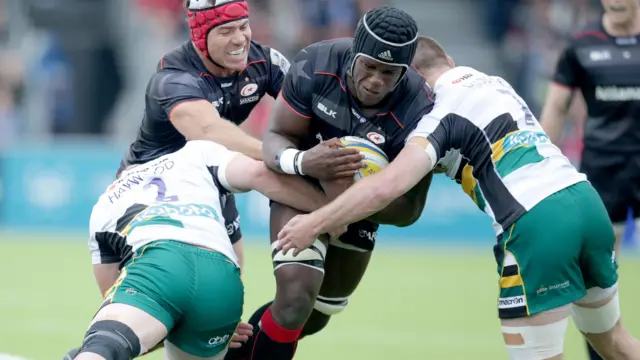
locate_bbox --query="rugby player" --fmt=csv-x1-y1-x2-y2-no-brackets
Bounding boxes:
539,1,640,357
67,140,338,360
277,36,640,360
225,6,435,360
102,0,298,291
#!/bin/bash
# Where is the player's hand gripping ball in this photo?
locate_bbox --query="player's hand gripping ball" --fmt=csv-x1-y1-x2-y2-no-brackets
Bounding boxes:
338,136,389,182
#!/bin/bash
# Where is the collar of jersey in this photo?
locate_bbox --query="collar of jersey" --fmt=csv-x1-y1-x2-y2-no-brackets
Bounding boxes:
434,66,473,93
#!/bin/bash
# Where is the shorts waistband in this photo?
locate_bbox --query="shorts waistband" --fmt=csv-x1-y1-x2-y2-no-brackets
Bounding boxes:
151,240,231,261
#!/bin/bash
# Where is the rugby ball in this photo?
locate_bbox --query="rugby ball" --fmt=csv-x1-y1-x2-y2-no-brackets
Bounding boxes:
339,136,389,181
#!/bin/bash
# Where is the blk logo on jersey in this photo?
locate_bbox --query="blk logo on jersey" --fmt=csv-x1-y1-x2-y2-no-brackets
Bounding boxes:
241,83,258,97
317,102,337,118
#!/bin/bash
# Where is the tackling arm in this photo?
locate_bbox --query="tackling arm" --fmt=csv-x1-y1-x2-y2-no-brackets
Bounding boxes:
170,101,263,160
311,138,435,233
366,172,432,227
224,153,328,212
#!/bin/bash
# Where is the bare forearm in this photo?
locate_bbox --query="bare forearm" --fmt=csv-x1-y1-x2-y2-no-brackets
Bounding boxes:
262,130,299,171
200,121,263,160
255,165,327,212
314,180,395,233
540,108,568,145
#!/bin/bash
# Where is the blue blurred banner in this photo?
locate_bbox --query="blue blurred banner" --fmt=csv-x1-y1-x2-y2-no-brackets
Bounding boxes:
4,141,634,248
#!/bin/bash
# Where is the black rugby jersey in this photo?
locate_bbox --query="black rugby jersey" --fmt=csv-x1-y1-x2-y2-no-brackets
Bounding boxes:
281,38,435,160
123,40,289,166
554,21,640,153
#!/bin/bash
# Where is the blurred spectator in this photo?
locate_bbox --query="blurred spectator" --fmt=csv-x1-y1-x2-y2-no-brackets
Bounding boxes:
0,2,24,145
295,0,381,47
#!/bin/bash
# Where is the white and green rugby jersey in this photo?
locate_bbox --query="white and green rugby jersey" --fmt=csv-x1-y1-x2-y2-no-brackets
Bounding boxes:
89,140,242,267
410,66,587,236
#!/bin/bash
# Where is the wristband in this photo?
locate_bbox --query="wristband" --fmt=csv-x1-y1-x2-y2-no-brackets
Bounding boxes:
278,148,306,175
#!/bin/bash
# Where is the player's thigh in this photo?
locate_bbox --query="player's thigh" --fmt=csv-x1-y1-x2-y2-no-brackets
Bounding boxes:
270,201,326,286
494,185,588,321
320,222,377,297
580,149,628,230
103,241,195,333
577,182,619,292
166,246,243,358
164,340,227,360
91,302,168,353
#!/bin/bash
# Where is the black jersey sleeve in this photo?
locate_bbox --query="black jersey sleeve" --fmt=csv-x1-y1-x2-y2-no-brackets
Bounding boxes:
553,44,583,88
266,47,291,98
148,70,208,116
280,46,317,118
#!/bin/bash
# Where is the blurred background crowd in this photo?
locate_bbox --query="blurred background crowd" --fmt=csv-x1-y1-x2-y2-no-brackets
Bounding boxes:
0,0,604,164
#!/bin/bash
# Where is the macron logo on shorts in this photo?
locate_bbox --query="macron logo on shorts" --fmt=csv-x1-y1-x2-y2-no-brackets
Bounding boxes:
378,50,393,61
498,295,525,309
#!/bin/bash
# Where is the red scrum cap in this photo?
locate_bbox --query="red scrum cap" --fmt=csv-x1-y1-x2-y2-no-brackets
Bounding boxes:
186,0,250,58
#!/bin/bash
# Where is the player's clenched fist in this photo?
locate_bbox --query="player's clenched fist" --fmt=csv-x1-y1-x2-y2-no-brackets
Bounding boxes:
301,138,364,180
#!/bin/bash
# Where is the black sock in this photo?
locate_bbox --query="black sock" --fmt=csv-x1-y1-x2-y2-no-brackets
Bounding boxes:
586,340,603,360
225,301,303,360
225,302,272,360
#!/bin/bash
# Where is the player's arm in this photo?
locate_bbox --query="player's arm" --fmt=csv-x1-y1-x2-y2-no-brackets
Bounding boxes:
152,71,262,160
197,140,330,212
262,47,362,179
539,45,582,145
277,114,452,251
88,211,122,296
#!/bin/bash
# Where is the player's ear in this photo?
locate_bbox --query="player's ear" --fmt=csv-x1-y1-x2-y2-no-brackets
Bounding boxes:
446,55,455,67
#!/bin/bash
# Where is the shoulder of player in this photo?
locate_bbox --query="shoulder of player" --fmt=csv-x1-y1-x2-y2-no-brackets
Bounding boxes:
251,41,290,73
301,38,353,73
567,21,610,47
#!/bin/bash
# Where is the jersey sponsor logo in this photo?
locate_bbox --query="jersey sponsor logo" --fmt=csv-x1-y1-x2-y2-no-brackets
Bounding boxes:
595,86,640,101
501,131,550,153
366,132,385,145
589,50,612,61
377,50,393,61
498,295,525,309
123,203,221,235
226,216,240,235
221,82,233,88
241,83,258,97
317,102,336,118
358,229,377,242
208,334,230,347
240,95,259,104
452,73,473,84
615,36,638,45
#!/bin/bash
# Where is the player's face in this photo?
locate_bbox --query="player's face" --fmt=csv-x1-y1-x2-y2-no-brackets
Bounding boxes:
208,19,252,71
601,0,639,24
351,56,404,106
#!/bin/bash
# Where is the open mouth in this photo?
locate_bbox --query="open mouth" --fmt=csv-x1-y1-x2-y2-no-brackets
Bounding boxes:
228,47,246,57
609,5,628,12
362,87,380,96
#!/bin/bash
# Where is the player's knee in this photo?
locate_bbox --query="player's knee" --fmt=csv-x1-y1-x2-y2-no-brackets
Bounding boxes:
501,317,568,359
275,288,317,329
301,310,331,338
571,284,620,334
271,239,327,274
78,320,141,360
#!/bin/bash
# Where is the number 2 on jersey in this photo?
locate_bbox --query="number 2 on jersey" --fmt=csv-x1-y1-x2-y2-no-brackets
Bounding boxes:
146,178,178,202
496,89,535,126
